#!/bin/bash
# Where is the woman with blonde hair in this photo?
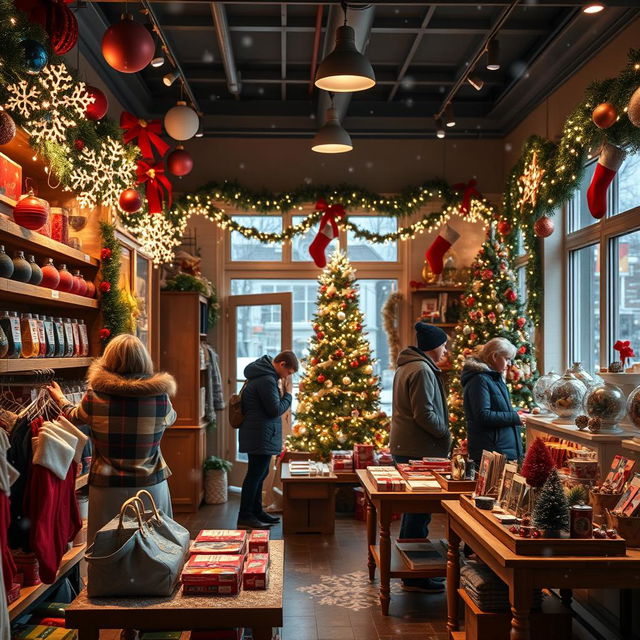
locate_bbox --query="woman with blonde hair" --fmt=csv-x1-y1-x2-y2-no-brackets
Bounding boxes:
48,334,177,543
461,337,524,466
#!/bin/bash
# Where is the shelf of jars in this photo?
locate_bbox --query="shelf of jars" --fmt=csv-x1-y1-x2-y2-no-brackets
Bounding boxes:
0,277,98,310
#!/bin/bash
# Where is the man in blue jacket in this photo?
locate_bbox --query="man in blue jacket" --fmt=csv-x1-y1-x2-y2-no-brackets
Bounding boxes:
237,351,298,529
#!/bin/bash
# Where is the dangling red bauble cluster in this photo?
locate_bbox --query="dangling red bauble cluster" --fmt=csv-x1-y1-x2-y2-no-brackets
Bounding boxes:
534,215,554,238
102,14,155,73
99,328,111,341
119,188,143,213
85,85,109,121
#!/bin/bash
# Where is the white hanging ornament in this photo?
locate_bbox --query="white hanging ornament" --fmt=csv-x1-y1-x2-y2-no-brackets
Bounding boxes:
324,379,333,389
463,325,472,335
337,433,347,444
337,311,346,321
342,376,351,385
164,100,199,140
496,303,504,313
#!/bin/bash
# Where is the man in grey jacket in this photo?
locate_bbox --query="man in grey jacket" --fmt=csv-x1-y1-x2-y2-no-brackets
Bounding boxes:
390,322,452,593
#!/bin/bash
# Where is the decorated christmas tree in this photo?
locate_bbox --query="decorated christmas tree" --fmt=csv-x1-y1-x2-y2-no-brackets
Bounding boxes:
447,223,537,443
532,468,570,534
286,251,390,460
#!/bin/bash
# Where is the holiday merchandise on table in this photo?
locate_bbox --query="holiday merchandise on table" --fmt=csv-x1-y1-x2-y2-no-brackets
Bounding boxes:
243,553,269,590
248,530,269,554
288,460,330,476
475,450,506,497
367,466,406,492
354,443,375,469
181,554,244,595
190,530,247,555
330,450,353,472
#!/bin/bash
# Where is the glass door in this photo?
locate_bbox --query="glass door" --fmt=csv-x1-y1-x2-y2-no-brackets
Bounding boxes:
227,292,292,486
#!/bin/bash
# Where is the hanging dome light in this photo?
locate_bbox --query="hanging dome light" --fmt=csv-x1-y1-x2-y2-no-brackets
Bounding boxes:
444,104,456,128
583,2,605,14
435,117,446,139
312,107,353,153
315,21,375,93
486,39,501,71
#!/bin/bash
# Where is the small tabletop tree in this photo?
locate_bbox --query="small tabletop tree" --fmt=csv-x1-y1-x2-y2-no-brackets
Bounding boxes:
532,468,570,536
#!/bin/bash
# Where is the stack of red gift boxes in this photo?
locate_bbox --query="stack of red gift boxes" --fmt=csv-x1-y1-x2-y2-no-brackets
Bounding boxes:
331,450,354,472
182,529,270,596
354,444,375,469
366,466,406,492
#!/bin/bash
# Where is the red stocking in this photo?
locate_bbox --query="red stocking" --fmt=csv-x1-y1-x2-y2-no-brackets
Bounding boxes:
309,214,340,268
425,224,460,275
587,143,626,219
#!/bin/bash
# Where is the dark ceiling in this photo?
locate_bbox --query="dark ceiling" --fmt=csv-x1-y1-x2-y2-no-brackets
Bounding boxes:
77,1,640,139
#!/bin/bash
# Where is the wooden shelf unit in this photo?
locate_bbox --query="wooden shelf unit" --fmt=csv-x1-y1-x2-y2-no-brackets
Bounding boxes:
8,542,86,620
0,277,99,310
0,357,94,373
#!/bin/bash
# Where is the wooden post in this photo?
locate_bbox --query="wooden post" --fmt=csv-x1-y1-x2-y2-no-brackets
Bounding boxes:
366,496,377,580
446,522,461,634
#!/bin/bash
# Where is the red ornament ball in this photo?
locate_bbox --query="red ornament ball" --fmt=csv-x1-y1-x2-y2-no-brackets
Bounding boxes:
497,219,512,235
84,279,96,298
46,0,78,55
99,328,111,341
101,14,155,73
0,110,17,146
517,317,526,329
359,355,368,363
317,374,326,383
167,146,193,177
592,102,617,129
334,349,344,359
320,285,327,292
316,331,324,340
57,265,73,292
481,269,494,280
119,188,142,213
505,288,517,303
100,247,112,261
85,85,108,120
534,215,554,238
465,296,475,307
13,193,50,230
350,360,359,368
519,345,527,354
99,280,111,294
73,138,85,151
355,323,362,331
310,357,318,366
40,259,59,289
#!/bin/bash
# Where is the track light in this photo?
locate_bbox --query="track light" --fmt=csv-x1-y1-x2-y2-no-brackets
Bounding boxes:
163,69,180,87
312,107,353,153
151,54,165,68
314,4,375,92
487,39,500,71
583,2,605,13
435,118,445,139
195,126,204,138
444,104,456,128
467,74,484,91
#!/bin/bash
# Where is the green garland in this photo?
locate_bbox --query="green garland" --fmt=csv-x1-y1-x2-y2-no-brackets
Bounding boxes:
99,222,130,343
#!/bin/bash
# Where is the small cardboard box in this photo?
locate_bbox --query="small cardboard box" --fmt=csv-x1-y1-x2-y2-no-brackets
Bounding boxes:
248,530,269,554
243,553,269,590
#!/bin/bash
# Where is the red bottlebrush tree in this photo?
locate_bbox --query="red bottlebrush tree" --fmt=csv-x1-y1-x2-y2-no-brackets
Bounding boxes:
521,437,554,488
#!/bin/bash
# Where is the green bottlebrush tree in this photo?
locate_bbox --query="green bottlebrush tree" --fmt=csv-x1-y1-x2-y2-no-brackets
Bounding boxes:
286,251,390,460
447,223,537,444
533,468,570,533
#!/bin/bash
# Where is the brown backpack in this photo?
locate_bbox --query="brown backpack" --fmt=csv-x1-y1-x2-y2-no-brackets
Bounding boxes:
229,381,247,429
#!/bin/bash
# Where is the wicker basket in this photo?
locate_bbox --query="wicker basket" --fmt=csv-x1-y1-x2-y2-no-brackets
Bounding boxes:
606,510,640,548
204,469,228,504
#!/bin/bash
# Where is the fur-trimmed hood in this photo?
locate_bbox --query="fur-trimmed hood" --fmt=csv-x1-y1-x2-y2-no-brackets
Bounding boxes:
87,361,177,397
460,357,501,387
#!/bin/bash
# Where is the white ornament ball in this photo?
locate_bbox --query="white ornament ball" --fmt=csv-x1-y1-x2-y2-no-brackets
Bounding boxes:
337,433,347,444
324,379,333,389
628,86,640,127
463,325,472,335
300,426,307,435
164,101,200,140
337,311,346,321
496,303,504,313
342,376,351,385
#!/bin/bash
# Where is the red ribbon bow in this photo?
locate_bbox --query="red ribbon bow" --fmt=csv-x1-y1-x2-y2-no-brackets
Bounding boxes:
136,159,172,214
452,179,482,215
121,111,170,160
614,340,635,366
315,198,345,235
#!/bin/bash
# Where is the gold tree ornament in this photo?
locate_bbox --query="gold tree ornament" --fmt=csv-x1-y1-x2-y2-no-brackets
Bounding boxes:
516,150,546,213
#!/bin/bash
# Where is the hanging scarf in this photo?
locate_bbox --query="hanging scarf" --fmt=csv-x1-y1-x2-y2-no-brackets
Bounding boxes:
136,160,172,214
120,112,170,160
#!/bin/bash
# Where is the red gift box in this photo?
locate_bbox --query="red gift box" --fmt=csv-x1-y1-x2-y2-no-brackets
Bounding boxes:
243,553,269,590
7,583,20,604
181,555,243,595
248,530,269,554
0,151,22,204
354,444,375,469
12,551,40,586
190,530,247,555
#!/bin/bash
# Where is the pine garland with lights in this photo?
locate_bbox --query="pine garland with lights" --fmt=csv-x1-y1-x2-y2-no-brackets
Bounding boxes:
447,224,537,444
99,222,131,344
286,251,390,460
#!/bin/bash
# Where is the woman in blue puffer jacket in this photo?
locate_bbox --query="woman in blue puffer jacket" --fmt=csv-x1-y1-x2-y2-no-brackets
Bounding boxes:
461,337,524,467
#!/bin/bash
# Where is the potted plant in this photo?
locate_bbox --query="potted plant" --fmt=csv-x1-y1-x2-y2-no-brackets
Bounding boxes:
203,456,232,504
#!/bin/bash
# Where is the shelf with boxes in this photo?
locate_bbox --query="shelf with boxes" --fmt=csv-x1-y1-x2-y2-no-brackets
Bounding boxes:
411,285,464,327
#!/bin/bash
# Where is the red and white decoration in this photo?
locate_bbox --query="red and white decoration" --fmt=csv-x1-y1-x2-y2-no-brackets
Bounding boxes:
587,142,626,219
425,223,460,275
308,198,344,268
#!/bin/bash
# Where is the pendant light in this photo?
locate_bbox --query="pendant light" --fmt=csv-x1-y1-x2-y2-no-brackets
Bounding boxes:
467,74,484,91
314,2,375,93
312,106,352,154
486,39,500,71
444,104,456,128
583,2,605,13
435,117,445,139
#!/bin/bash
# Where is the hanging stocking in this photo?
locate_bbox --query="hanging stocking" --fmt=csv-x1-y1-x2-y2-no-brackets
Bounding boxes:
587,143,626,219
452,179,482,215
425,224,460,275
309,198,344,268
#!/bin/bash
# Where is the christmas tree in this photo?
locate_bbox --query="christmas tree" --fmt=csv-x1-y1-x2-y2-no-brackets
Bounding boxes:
532,468,570,534
286,251,390,460
521,437,554,488
447,223,537,443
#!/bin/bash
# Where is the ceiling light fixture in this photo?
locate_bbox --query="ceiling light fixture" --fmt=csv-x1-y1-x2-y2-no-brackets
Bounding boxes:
583,2,605,13
195,126,204,138
444,104,456,128
312,106,353,153
467,74,484,91
151,54,165,68
163,69,180,87
435,117,445,139
314,2,375,93
486,39,501,71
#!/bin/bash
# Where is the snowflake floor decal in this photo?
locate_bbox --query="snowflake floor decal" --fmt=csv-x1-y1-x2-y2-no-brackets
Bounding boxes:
296,570,402,611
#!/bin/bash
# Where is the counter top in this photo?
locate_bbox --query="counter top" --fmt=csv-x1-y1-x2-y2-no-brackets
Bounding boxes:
526,414,636,442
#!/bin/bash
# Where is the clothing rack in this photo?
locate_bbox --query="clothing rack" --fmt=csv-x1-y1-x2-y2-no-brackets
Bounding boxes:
0,369,56,387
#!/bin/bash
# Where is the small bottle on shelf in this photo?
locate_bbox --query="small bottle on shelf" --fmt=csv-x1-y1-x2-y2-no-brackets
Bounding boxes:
77,319,89,357
43,316,56,358
28,255,43,286
0,324,7,359
71,319,81,357
62,317,74,357
20,313,39,358
0,311,20,359
53,317,65,358
12,251,32,283
34,314,47,358
40,258,60,290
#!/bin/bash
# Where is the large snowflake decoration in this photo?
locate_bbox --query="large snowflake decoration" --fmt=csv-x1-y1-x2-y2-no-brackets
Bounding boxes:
127,213,186,266
4,65,93,145
67,137,137,209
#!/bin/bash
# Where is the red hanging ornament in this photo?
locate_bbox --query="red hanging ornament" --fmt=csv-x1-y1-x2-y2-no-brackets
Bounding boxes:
592,102,617,129
57,264,73,292
45,0,78,55
40,258,59,289
465,296,476,307
334,349,344,359
102,14,155,73
84,279,96,298
497,219,512,236
0,111,17,146
505,288,517,303
316,331,324,340
534,215,555,238
359,355,368,363
167,145,193,177
310,357,318,366
136,159,172,214
13,191,50,230
317,374,326,383
120,111,170,159
99,281,111,294
350,360,359,368
517,317,526,329
481,269,494,280
99,328,111,341
355,323,362,331
119,188,143,213
85,85,108,121
518,345,527,354
73,138,85,151
100,248,112,261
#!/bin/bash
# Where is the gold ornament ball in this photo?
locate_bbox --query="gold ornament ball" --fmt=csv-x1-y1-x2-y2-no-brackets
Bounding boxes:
363,365,373,374
367,377,375,386
342,376,351,385
496,303,504,313
629,86,640,127
592,102,617,129
324,379,333,388
337,311,346,321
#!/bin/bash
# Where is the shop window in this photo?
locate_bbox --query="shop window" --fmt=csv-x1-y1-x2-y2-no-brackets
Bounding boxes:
610,229,640,362
568,160,599,233
291,215,339,261
517,266,528,308
347,217,398,262
616,151,640,215
230,216,283,261
568,244,600,373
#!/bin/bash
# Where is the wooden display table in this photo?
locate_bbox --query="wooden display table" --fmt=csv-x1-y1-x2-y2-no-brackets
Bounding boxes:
443,500,640,640
356,469,467,615
66,541,284,640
